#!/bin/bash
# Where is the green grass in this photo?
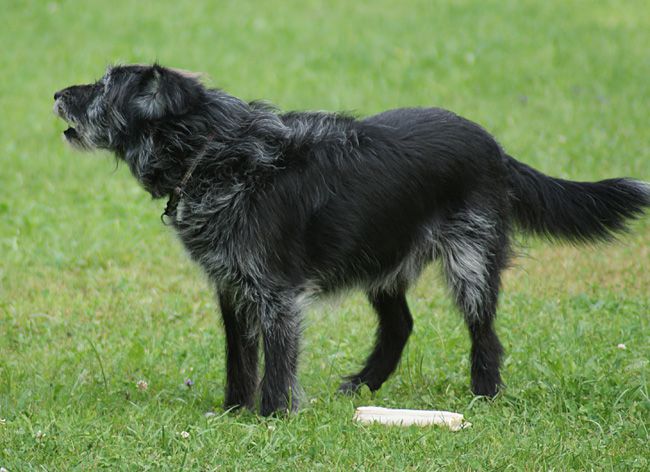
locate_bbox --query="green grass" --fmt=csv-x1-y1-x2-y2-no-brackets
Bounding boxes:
1,0,649,469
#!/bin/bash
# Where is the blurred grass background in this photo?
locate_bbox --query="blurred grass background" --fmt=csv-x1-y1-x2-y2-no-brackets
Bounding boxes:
0,0,648,469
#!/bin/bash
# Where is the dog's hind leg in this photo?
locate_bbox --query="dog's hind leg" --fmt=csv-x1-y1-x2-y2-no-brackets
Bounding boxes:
339,290,413,394
439,210,509,397
218,292,260,410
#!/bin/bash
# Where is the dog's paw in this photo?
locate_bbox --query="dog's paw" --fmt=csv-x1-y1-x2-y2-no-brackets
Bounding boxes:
337,378,364,395
223,399,255,412
259,387,301,416
260,398,298,417
470,376,502,398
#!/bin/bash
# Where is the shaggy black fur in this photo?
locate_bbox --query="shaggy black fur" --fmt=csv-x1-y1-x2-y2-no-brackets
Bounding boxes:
54,64,650,415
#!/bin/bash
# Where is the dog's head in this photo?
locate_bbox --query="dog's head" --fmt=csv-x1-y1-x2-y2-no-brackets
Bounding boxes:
53,64,204,151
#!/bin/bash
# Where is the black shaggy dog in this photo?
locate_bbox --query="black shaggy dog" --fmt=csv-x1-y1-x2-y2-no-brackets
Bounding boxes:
54,64,649,415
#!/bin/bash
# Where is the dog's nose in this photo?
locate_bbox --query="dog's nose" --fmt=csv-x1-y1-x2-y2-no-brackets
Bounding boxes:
54,90,66,100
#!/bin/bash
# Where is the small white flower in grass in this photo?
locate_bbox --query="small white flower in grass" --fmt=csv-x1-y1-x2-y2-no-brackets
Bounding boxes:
136,379,148,391
180,431,190,439
617,343,627,350
35,430,45,441
0,418,6,425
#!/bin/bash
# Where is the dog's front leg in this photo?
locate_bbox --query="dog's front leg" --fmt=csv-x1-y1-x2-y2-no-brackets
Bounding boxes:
259,300,302,416
218,292,259,410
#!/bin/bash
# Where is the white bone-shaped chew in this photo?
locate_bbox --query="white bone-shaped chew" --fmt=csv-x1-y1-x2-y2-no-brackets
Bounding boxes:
354,406,471,431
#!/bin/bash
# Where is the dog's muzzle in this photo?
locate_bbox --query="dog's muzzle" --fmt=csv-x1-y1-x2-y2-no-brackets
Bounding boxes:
53,97,65,119
53,95,80,142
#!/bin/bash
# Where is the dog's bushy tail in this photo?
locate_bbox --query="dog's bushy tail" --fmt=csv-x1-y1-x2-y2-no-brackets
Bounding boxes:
505,154,650,242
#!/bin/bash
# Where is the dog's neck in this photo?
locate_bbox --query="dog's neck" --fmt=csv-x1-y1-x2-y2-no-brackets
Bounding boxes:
120,95,293,207
120,124,221,198
161,132,218,222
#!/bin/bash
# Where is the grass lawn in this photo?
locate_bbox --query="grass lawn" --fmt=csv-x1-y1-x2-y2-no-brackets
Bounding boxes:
1,0,649,469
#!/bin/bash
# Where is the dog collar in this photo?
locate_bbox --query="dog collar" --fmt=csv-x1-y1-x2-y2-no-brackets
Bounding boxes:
162,133,217,224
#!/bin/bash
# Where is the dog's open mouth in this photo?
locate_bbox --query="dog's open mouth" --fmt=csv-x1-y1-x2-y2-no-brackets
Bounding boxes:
61,124,85,147
63,126,79,140
59,121,88,149
54,100,81,143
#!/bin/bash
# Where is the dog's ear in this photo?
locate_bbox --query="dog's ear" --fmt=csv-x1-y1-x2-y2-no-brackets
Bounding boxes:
135,65,202,119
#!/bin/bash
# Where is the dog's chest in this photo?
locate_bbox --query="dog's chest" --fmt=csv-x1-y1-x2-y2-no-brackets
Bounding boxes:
172,194,263,286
